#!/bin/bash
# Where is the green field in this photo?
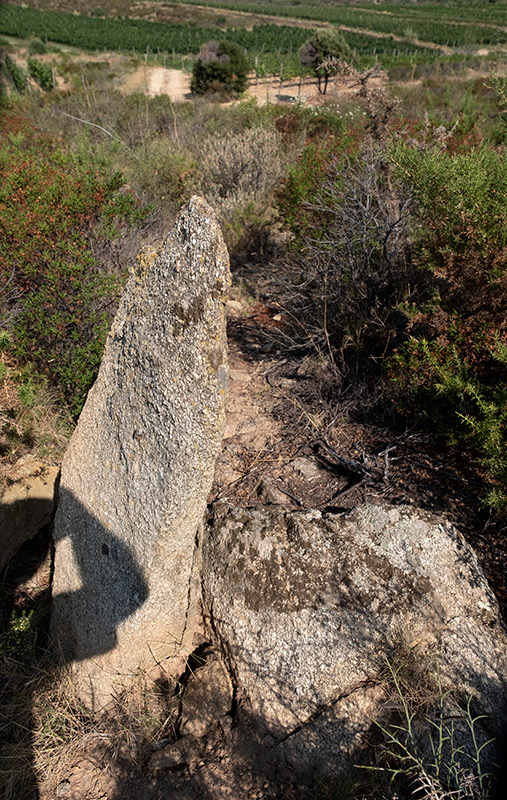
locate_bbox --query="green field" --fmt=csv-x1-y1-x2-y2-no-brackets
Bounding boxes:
174,0,507,47
0,4,452,78
1,1,505,80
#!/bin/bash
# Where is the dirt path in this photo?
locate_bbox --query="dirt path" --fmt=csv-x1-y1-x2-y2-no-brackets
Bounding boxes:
117,64,385,106
120,64,192,100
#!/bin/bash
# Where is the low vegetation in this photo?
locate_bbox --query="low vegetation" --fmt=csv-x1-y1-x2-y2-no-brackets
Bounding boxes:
0,112,148,417
362,654,496,800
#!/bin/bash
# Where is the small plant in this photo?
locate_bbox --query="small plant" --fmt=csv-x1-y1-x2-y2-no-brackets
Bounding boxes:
363,658,496,800
0,609,36,660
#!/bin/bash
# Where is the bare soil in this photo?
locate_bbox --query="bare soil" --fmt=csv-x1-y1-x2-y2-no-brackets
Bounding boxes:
117,64,384,106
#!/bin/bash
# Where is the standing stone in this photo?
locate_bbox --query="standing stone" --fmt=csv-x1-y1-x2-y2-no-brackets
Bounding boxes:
51,197,230,708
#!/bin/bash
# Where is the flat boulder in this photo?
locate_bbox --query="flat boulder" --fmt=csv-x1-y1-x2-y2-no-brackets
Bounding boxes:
202,502,507,781
51,197,230,708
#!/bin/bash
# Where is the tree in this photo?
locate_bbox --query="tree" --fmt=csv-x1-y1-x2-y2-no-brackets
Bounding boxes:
299,28,353,94
191,40,248,97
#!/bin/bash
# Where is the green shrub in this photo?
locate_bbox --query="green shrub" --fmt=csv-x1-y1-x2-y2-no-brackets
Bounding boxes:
0,114,146,417
3,54,26,93
28,38,46,55
0,68,8,105
387,143,507,507
277,135,351,244
27,57,54,91
390,321,507,509
132,137,197,209
191,40,248,97
392,145,507,288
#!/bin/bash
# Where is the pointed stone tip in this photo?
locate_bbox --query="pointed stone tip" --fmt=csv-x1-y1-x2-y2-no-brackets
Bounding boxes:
182,195,219,226
187,194,214,213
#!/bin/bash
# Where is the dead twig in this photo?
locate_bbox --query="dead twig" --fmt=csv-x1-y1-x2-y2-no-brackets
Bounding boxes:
322,478,368,508
319,437,384,482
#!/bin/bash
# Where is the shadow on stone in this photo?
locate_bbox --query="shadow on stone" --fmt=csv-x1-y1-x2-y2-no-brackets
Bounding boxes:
51,486,149,670
1,489,149,800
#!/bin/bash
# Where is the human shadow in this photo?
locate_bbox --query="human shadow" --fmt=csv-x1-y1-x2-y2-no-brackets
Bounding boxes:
50,485,149,668
0,484,149,799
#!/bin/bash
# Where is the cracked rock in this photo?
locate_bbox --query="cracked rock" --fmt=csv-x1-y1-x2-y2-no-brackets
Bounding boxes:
180,653,233,738
202,502,507,781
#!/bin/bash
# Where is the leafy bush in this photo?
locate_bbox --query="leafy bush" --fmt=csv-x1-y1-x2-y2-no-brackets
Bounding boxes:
28,38,47,55
27,58,54,91
0,114,146,417
191,40,248,97
3,55,26,93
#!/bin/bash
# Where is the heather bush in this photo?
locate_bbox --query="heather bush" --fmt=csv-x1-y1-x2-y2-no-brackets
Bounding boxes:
390,325,507,509
0,113,146,417
199,126,284,258
277,127,413,366
391,144,507,293
387,143,507,507
277,135,352,244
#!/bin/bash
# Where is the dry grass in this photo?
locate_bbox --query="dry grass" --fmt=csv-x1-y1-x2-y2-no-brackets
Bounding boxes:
0,643,179,800
0,351,72,492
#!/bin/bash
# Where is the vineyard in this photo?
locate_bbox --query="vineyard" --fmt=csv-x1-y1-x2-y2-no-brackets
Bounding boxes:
176,0,507,48
0,4,448,78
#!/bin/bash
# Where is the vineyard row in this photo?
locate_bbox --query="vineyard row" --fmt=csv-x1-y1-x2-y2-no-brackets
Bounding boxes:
1,4,442,73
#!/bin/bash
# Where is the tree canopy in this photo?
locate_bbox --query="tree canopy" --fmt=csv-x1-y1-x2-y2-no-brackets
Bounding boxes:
299,28,353,94
191,40,248,97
